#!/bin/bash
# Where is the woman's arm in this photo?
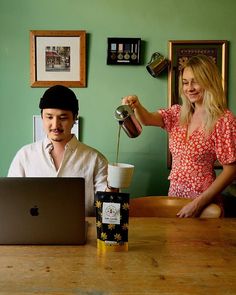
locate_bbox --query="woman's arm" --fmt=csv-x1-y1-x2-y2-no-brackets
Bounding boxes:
177,162,236,217
122,95,164,127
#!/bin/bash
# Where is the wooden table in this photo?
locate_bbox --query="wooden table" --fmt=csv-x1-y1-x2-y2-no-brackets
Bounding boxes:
0,217,235,294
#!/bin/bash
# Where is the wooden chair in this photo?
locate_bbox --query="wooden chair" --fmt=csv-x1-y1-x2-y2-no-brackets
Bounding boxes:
129,196,222,218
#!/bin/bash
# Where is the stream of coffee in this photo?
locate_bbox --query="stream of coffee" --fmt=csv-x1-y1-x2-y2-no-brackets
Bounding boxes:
115,124,122,165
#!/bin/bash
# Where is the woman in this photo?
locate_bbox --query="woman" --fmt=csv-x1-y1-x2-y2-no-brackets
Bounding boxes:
122,54,236,217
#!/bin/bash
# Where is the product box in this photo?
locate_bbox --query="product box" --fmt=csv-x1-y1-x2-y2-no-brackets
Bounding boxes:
95,191,129,252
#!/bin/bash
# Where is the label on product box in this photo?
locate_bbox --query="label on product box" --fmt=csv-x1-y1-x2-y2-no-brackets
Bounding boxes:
102,202,120,224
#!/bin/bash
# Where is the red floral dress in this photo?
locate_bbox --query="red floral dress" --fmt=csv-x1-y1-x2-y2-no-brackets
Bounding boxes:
159,104,236,199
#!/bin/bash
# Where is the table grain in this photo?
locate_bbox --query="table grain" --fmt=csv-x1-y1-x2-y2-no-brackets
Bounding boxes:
0,217,235,295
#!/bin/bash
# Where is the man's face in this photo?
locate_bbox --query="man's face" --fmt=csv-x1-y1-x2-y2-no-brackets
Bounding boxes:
42,109,75,143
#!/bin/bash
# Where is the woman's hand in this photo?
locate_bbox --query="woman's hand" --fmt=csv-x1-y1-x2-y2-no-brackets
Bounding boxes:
122,94,164,127
122,95,140,110
176,198,203,218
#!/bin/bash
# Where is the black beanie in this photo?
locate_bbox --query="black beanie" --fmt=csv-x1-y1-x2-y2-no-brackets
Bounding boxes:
39,85,79,116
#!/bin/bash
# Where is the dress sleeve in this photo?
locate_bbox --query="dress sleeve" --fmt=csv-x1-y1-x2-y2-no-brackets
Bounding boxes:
214,111,236,165
158,104,181,132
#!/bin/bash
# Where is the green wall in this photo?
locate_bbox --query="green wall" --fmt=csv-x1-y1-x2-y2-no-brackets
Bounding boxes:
1,0,236,197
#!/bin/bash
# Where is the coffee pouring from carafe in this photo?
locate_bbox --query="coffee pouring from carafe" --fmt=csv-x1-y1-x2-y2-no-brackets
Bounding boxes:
115,105,142,138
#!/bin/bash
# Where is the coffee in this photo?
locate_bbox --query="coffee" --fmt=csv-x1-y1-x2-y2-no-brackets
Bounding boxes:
115,124,122,164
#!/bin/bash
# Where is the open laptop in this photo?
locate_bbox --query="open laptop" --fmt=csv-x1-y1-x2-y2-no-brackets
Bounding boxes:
0,177,86,245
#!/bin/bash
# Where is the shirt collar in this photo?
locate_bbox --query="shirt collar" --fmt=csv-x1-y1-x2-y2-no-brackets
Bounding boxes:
43,134,78,152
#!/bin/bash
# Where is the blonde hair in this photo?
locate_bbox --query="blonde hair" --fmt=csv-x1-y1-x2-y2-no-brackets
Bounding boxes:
178,54,227,133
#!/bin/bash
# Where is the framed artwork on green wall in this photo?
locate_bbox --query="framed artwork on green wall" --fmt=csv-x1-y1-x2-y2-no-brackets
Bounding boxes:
106,37,141,65
168,40,228,106
167,40,229,169
30,30,86,88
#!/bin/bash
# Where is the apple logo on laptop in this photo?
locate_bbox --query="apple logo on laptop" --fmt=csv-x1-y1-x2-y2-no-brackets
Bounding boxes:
30,206,39,216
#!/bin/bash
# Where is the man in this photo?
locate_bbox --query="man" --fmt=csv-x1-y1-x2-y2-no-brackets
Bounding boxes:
8,85,108,216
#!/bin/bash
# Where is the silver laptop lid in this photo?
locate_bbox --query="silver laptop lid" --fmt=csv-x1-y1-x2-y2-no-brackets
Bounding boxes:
0,177,86,245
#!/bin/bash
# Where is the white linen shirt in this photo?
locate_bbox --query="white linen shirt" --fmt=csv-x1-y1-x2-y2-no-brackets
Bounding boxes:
7,135,108,216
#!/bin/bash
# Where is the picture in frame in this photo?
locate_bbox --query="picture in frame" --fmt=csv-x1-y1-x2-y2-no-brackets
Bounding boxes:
30,30,86,88
167,40,229,168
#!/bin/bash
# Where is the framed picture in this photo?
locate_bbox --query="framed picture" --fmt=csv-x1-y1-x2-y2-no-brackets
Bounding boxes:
106,37,141,65
30,30,86,88
167,40,229,168
168,40,228,106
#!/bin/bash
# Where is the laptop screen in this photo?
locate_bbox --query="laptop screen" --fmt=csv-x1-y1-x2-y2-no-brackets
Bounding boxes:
0,177,86,245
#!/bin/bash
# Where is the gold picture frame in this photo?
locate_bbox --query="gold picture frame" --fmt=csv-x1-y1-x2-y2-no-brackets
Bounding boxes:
30,30,86,88
167,40,229,168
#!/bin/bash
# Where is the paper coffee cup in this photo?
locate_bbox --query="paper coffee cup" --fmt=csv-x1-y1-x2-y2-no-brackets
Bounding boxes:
107,163,134,189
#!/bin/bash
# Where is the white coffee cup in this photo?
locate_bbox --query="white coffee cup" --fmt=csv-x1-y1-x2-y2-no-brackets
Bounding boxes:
107,163,134,189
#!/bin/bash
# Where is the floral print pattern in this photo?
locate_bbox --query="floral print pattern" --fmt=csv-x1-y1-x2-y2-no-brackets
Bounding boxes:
159,104,236,199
